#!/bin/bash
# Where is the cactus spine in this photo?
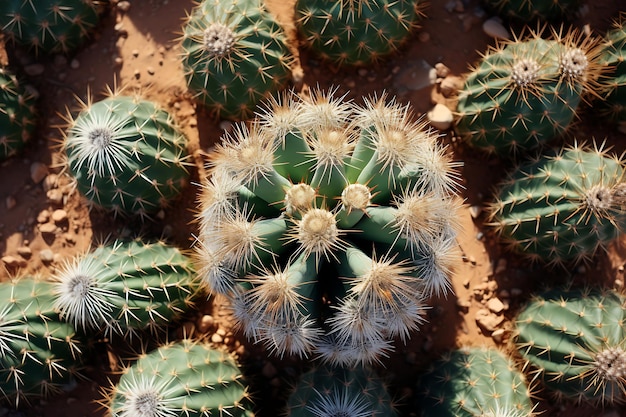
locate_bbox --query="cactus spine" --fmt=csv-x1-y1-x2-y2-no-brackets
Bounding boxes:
599,13,626,124
0,66,36,160
106,338,254,417
515,287,626,405
180,0,293,120
295,0,424,67
62,89,191,219
51,239,200,338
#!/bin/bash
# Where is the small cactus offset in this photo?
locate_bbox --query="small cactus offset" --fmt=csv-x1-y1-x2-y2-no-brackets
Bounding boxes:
0,277,87,407
455,28,603,156
487,141,626,266
0,66,36,160
482,0,581,22
180,0,293,120
62,88,191,219
286,364,397,417
0,0,103,55
515,287,626,405
195,88,462,365
106,338,255,417
51,238,201,338
416,346,535,417
598,12,626,124
295,0,424,67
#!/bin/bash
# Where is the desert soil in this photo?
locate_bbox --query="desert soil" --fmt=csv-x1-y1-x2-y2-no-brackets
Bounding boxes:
1,0,626,416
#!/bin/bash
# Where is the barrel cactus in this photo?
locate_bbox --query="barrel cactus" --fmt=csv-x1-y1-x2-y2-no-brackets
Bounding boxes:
180,0,293,120
515,286,626,405
598,12,626,124
455,28,602,156
61,89,191,219
0,277,86,407
51,238,201,338
0,66,36,160
0,0,103,55
106,338,254,417
487,141,626,266
286,364,396,417
295,0,424,67
195,88,461,365
416,346,535,417
482,0,581,22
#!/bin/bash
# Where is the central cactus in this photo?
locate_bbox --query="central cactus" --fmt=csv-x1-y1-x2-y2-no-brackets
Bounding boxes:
195,89,461,366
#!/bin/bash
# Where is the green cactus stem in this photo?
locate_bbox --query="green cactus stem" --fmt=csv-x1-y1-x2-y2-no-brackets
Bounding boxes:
599,12,626,124
0,66,36,160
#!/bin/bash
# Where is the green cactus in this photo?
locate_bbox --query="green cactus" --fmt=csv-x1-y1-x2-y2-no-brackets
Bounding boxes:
195,88,461,365
482,0,581,22
455,28,602,156
0,66,36,160
180,0,293,120
515,287,626,405
0,0,103,55
286,364,397,417
107,338,254,417
62,89,191,219
51,238,201,338
295,0,424,67
416,346,535,417
487,141,626,266
598,13,626,124
0,277,86,407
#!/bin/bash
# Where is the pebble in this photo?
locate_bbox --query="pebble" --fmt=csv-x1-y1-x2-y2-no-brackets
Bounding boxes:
210,333,223,344
197,315,215,333
482,18,511,40
17,246,31,258
51,209,68,224
39,223,57,236
427,104,454,131
42,174,58,192
491,328,506,344
5,196,15,210
475,308,504,333
438,75,464,97
37,210,50,224
47,189,64,206
486,297,505,314
434,63,450,79
469,205,482,219
117,1,131,12
39,249,54,263
30,162,49,184
24,63,45,76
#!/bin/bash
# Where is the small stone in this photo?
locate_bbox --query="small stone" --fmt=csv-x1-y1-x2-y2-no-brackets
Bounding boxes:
491,328,506,344
439,75,464,97
434,62,450,79
475,308,504,333
30,162,49,184
17,246,32,258
117,1,131,12
487,297,505,314
262,361,277,379
2,256,19,268
47,189,64,205
482,18,511,40
51,209,68,224
37,210,50,224
39,223,57,236
210,333,223,344
456,298,470,313
114,56,124,67
5,196,16,210
469,205,482,219
427,104,454,130
42,174,58,192
39,249,54,263
70,59,80,69
24,63,45,76
197,315,215,333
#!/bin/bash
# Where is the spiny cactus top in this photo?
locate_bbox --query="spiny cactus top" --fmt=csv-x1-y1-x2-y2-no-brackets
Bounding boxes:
195,88,462,366
482,0,582,23
455,28,603,156
515,287,626,405
0,277,86,407
487,141,626,267
107,338,254,417
0,0,103,55
416,346,535,417
62,89,191,219
295,0,424,67
0,66,36,160
51,238,201,338
286,364,397,417
180,0,293,120
599,12,626,123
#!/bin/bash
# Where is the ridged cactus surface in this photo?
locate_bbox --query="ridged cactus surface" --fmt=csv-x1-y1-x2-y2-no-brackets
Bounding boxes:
416,346,535,417
51,239,200,338
482,0,581,22
515,287,626,405
599,13,626,123
180,0,293,120
0,66,36,160
62,91,190,219
487,142,626,266
107,339,254,417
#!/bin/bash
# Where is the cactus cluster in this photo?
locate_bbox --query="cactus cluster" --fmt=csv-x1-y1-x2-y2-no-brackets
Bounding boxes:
487,141,626,266
51,239,201,338
599,13,626,124
0,0,103,55
515,287,626,405
0,277,86,407
195,88,461,365
482,0,582,23
455,28,602,156
295,0,424,67
416,346,535,417
0,66,36,160
107,338,254,417
180,0,293,120
61,89,191,219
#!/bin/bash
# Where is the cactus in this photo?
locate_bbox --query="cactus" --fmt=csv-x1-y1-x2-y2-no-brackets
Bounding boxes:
487,141,626,266
0,66,36,160
286,364,396,417
106,338,254,417
61,88,191,219
515,286,626,405
0,277,86,407
482,0,581,22
180,0,293,120
455,28,603,156
0,0,103,55
598,13,626,124
195,89,462,365
295,0,424,67
51,238,201,338
416,346,535,417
